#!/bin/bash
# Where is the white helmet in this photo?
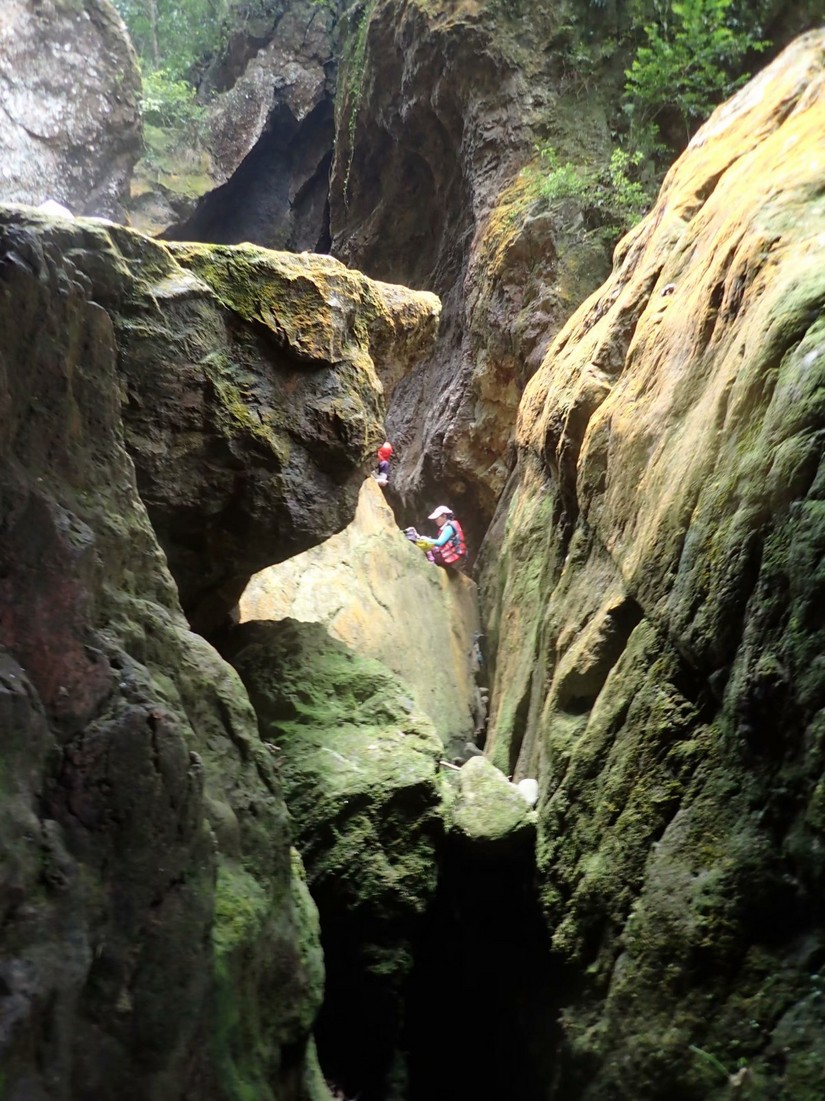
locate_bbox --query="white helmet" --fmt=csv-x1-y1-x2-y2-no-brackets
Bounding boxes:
428,505,453,520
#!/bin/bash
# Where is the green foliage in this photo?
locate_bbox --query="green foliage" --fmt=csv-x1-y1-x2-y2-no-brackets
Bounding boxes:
141,67,205,132
624,0,770,141
529,143,651,239
342,0,377,204
112,1,283,80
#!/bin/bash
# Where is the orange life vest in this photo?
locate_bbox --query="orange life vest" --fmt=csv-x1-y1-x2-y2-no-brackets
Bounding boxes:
433,519,467,566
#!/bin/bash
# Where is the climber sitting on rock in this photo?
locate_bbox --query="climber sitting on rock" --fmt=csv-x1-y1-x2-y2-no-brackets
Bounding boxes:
405,505,467,570
373,440,393,486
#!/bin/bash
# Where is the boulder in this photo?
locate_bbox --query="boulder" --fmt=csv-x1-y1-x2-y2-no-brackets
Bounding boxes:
239,477,481,752
0,0,142,220
479,30,825,1099
445,756,537,849
0,206,439,631
0,213,329,1099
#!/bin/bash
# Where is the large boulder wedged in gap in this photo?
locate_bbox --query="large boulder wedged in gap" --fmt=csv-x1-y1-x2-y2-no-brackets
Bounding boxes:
0,0,142,220
239,477,482,754
479,31,825,1100
0,223,329,1099
0,206,439,632
225,618,443,1101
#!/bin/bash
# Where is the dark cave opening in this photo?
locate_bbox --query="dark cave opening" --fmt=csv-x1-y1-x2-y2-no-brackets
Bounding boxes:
312,822,562,1101
403,830,561,1101
164,98,334,252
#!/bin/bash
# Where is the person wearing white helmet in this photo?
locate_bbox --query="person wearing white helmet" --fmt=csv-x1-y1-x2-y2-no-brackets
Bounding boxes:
405,505,467,569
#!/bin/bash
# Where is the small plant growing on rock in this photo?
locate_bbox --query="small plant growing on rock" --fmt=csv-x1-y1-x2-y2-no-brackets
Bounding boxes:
527,142,651,241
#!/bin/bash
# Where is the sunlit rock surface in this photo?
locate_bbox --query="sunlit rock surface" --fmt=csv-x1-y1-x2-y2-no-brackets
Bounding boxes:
480,31,825,1099
0,0,141,219
0,211,330,1100
240,477,481,752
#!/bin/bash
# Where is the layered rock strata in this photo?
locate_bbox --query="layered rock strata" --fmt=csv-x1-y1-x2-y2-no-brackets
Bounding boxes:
0,0,142,219
480,31,825,1099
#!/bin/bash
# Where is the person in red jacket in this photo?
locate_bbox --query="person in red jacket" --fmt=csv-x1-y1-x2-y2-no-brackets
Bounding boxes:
374,441,393,486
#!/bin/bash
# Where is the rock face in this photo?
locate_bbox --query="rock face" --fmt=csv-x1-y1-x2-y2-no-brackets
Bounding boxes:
226,618,444,1101
0,214,329,1099
480,32,825,1099
159,0,343,249
0,208,439,632
0,0,142,219
329,0,616,540
239,477,481,752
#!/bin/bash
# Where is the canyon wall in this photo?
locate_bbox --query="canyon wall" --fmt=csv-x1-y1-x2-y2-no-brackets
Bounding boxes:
480,31,825,1099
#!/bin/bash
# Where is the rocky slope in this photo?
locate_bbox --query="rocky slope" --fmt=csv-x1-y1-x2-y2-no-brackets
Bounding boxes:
0,0,142,219
480,31,825,1100
0,206,439,1100
239,476,482,753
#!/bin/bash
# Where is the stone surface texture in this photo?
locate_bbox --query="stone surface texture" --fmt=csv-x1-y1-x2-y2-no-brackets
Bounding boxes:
479,32,825,1100
141,0,343,247
329,0,617,541
0,214,330,1100
225,618,444,1101
0,0,142,220
0,207,439,632
239,477,481,752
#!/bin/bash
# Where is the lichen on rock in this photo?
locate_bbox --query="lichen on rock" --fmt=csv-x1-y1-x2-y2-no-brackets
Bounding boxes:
0,0,142,220
225,617,443,1099
0,215,329,1100
479,29,825,1099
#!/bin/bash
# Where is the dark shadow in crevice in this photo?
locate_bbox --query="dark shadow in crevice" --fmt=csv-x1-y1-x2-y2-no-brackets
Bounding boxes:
164,98,334,252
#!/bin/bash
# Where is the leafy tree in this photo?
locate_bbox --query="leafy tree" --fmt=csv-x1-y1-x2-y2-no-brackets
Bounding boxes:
624,0,769,144
111,0,278,79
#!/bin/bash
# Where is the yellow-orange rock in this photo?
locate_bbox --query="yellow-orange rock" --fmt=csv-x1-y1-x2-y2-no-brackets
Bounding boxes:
240,478,481,752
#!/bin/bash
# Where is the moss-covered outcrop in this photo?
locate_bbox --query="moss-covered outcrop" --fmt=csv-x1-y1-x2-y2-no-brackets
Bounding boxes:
0,206,439,632
479,31,825,1099
225,618,444,1100
0,217,330,1099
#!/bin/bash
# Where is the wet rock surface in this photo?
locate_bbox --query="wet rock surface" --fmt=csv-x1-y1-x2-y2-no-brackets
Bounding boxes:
0,207,439,633
480,32,825,1100
0,0,142,219
225,618,443,1101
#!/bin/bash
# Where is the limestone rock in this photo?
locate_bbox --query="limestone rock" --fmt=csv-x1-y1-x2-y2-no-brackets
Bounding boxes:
0,221,327,1098
239,477,481,752
150,0,342,248
0,207,439,631
480,31,825,1099
329,0,620,541
0,0,142,220
446,756,537,848
225,617,443,1100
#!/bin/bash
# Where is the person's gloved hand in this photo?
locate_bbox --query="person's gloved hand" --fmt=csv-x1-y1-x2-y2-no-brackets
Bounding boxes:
404,526,419,541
